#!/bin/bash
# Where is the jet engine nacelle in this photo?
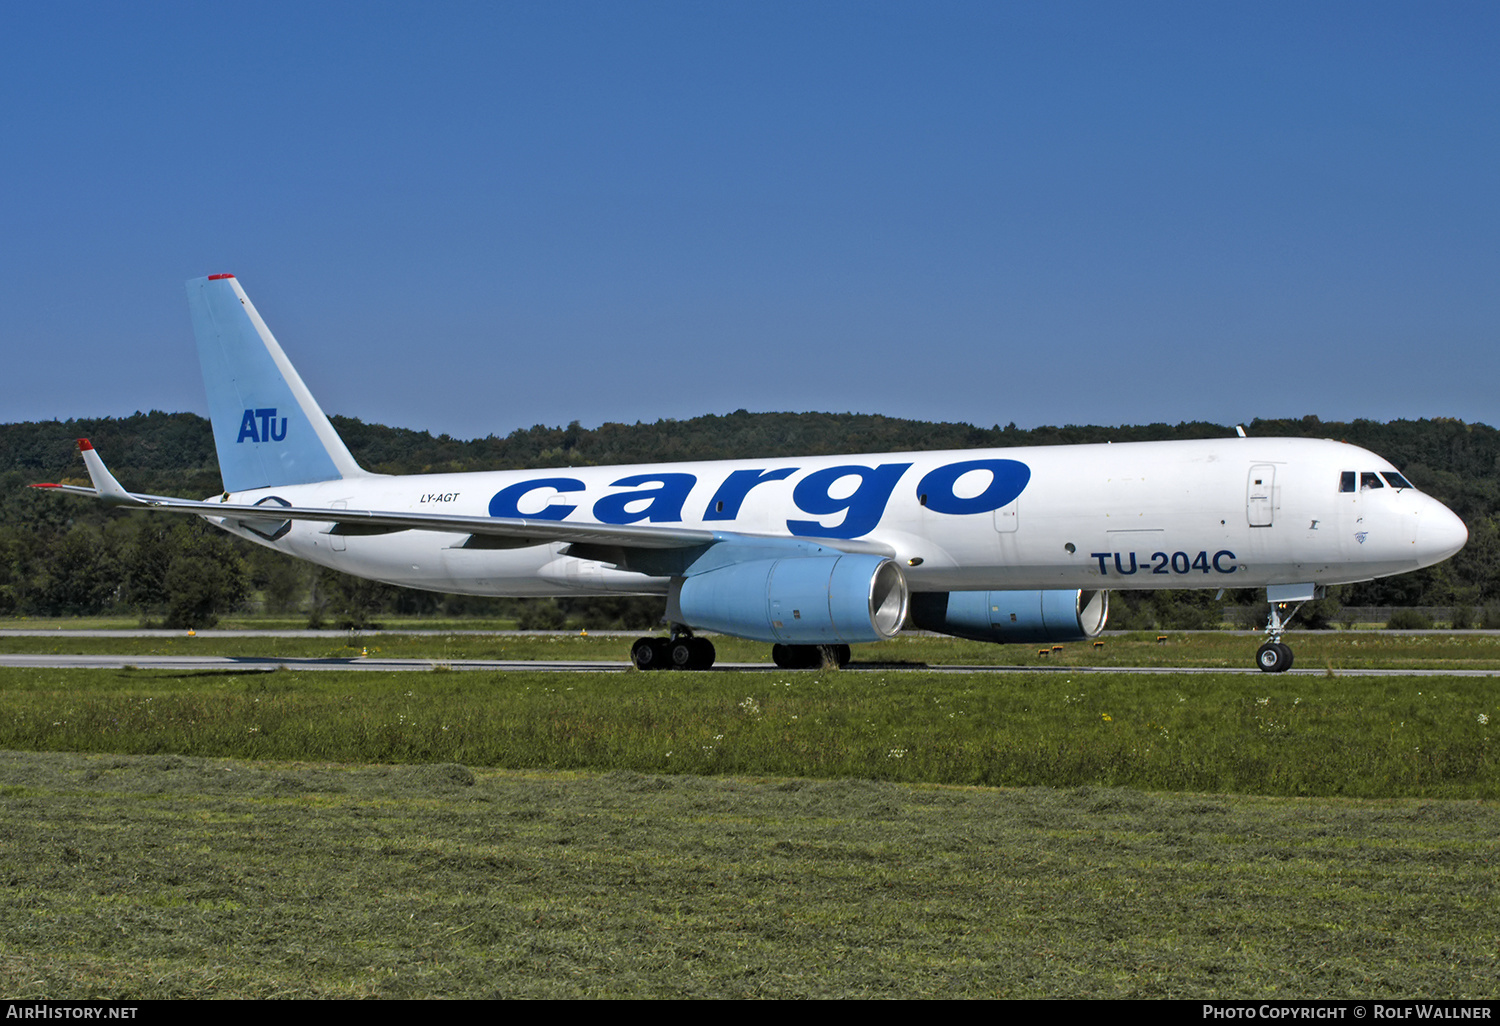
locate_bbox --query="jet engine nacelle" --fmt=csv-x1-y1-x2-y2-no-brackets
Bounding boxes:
909,589,1109,644
676,554,909,644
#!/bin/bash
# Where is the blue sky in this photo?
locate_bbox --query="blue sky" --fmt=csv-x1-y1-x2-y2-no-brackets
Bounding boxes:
3,1,1496,440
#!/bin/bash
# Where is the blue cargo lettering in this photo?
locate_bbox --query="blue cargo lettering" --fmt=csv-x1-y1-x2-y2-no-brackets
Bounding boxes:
787,464,911,539
593,473,697,524
488,458,1033,536
237,407,288,444
704,468,797,521
916,459,1030,515
488,478,584,521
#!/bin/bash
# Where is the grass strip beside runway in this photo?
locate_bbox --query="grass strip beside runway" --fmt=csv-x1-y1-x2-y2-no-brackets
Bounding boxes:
1,666,1495,798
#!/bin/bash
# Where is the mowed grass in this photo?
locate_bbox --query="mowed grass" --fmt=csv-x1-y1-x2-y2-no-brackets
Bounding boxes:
2,751,1498,998
1,662,1497,998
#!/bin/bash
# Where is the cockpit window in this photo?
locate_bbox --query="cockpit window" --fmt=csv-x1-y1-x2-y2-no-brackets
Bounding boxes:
1340,471,1356,493
1360,472,1384,490
1381,472,1413,490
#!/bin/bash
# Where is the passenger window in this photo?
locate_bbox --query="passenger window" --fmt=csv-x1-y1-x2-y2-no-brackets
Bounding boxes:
1360,472,1384,490
1381,472,1413,490
1340,472,1356,493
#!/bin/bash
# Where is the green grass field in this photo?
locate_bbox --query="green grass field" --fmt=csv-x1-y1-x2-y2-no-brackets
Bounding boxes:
2,750,1496,998
1,665,1495,797
1,633,1497,997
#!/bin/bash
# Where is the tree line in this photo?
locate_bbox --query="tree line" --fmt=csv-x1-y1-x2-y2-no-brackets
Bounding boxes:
2,410,1496,628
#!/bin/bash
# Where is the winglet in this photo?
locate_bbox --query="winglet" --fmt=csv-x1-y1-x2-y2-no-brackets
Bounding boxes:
75,439,139,506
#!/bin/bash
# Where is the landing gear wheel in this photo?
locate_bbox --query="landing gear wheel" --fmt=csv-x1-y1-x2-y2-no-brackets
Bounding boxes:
631,637,666,671
1256,642,1293,673
771,644,850,670
689,637,716,670
634,632,715,670
772,644,817,669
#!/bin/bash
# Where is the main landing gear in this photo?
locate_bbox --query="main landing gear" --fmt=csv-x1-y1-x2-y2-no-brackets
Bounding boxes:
627,631,853,671
630,628,716,671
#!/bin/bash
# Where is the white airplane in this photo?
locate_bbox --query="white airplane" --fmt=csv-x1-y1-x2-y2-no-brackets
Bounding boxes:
36,274,1469,672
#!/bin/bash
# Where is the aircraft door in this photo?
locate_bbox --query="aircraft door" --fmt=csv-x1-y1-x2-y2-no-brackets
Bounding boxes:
993,498,1018,533
1247,466,1275,528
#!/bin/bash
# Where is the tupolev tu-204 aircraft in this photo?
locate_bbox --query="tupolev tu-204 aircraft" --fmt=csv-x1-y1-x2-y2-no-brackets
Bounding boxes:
35,274,1468,672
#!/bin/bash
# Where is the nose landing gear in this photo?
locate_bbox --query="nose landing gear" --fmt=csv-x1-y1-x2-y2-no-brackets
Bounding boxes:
1254,585,1324,672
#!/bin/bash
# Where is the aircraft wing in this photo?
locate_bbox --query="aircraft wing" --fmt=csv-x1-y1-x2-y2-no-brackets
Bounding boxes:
32,440,895,558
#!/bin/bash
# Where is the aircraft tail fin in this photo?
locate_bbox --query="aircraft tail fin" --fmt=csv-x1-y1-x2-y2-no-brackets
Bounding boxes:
187,274,368,493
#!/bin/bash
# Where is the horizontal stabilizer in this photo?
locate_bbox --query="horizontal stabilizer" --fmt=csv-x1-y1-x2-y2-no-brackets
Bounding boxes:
35,441,895,560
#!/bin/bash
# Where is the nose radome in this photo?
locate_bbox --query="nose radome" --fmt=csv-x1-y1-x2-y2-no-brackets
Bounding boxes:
1419,500,1468,565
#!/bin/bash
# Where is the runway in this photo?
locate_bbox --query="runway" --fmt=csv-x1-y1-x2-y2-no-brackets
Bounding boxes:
2,652,1495,676
4,629,1498,675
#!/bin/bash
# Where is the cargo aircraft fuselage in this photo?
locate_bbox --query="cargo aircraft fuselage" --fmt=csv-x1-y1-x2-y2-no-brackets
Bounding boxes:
38,275,1468,672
